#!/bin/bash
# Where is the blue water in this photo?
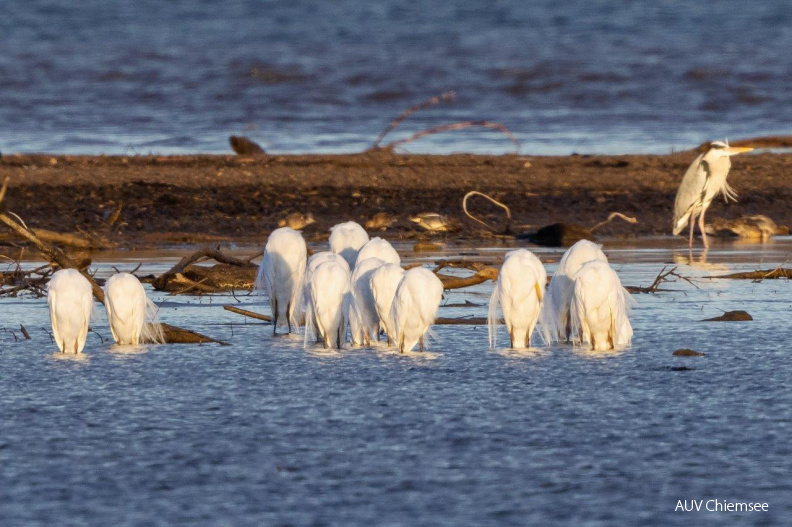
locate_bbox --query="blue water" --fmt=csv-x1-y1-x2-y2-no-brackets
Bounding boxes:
1,1,791,155
0,242,791,525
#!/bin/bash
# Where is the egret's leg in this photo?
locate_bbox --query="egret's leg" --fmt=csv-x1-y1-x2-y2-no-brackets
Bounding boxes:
419,335,424,352
698,209,709,249
688,212,697,248
272,298,278,335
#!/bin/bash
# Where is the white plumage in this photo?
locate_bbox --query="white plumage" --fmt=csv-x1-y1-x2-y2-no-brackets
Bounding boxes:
488,249,547,349
390,267,443,352
370,263,406,345
304,259,351,349
356,237,400,266
569,260,633,351
47,269,94,354
329,221,370,268
104,273,164,345
541,239,608,343
256,227,307,334
672,141,754,248
349,257,386,346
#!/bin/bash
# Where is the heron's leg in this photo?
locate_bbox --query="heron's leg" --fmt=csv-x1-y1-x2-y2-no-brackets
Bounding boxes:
688,212,697,248
698,209,709,249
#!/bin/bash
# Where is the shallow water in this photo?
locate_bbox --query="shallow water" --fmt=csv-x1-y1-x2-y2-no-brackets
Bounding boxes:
1,240,791,524
2,1,792,155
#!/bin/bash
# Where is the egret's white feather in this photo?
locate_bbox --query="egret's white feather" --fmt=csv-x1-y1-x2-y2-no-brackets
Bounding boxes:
329,221,369,268
370,263,406,344
349,257,386,346
540,240,607,343
104,273,164,345
488,249,547,349
568,260,634,351
256,227,307,333
390,267,443,352
356,237,400,266
47,269,93,353
304,260,350,349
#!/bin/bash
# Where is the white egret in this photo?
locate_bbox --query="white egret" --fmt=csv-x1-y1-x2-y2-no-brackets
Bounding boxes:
329,221,370,268
541,239,608,343
304,260,351,349
256,227,307,334
569,260,633,351
390,267,443,352
357,237,400,266
300,252,351,342
47,269,94,354
673,141,754,248
370,263,406,345
488,249,547,349
104,273,164,345
349,257,386,346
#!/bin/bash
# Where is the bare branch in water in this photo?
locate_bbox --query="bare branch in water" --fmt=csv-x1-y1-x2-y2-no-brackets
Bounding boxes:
372,91,456,148
379,121,520,153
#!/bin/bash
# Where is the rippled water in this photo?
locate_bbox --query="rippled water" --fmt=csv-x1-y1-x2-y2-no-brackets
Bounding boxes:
1,241,791,524
2,1,791,155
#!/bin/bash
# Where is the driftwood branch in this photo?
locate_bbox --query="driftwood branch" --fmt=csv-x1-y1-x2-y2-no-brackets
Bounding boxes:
589,212,638,233
223,305,273,322
436,267,499,290
380,121,520,153
153,246,253,291
372,91,456,148
0,177,227,345
462,191,512,234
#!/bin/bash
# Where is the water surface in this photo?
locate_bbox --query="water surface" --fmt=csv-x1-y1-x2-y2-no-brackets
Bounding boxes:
0,241,791,524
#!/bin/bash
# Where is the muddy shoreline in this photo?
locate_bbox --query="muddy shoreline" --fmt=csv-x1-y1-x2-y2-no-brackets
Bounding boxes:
1,151,790,249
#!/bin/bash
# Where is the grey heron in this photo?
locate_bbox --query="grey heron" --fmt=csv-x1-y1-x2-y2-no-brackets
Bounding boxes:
672,141,754,248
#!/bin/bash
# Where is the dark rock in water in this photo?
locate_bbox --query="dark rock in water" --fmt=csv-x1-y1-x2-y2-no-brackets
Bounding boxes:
673,348,706,357
702,310,753,322
229,136,266,157
519,223,591,247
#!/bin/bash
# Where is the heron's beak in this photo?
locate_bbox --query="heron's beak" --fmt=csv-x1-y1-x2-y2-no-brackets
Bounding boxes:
726,146,754,156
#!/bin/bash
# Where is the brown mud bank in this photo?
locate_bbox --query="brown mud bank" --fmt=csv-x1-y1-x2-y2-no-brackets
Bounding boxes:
1,151,791,249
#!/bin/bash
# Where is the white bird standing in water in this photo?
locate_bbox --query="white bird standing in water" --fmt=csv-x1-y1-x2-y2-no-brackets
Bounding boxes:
349,257,386,346
488,249,547,349
104,273,164,345
569,260,633,351
390,267,443,352
256,227,307,334
673,141,754,248
329,221,370,268
300,251,349,342
47,269,94,354
370,263,406,345
304,259,351,349
356,237,400,266
541,239,608,343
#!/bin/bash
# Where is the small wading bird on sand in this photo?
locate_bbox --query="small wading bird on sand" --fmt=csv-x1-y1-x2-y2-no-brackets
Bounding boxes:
673,141,754,248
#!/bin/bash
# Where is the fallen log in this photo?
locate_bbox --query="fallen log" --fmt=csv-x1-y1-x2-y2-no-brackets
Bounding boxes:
436,267,498,289
0,177,227,345
223,305,272,322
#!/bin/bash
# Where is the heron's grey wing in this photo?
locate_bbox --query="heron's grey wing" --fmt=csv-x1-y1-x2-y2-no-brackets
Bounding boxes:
672,154,708,234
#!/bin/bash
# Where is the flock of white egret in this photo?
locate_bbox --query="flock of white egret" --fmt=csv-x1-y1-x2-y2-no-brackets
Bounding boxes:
47,269,161,353
254,223,633,353
43,140,751,354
